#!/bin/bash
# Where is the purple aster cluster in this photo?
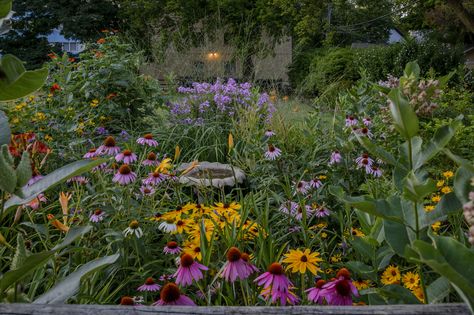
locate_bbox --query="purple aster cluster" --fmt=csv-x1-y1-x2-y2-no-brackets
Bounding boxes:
168,79,275,125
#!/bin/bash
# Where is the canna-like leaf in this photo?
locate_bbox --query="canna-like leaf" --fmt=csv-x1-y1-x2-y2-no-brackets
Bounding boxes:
387,89,419,140
454,166,474,204
0,110,10,146
402,171,436,203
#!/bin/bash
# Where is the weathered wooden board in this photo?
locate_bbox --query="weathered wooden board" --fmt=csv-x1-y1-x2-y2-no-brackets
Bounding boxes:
0,303,470,315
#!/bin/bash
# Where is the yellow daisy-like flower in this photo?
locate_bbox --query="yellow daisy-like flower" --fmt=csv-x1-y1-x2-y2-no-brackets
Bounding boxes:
189,204,212,218
156,158,173,174
325,268,334,274
282,248,323,275
187,219,214,242
424,205,435,213
381,265,401,285
321,232,328,239
412,286,425,303
431,195,441,203
431,221,441,233
436,180,445,188
90,99,99,107
183,241,202,261
351,228,365,237
441,186,451,194
213,202,241,214
353,279,371,290
402,271,420,291
318,175,327,180
330,254,342,263
173,218,192,234
442,171,454,179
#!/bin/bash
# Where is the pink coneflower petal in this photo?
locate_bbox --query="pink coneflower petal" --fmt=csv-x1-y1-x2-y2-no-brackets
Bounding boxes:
264,144,281,160
174,254,208,287
140,185,155,196
90,209,106,222
137,134,159,147
163,241,182,255
329,150,342,165
97,136,121,156
115,149,138,164
345,115,358,127
137,277,161,292
112,165,136,185
83,148,98,159
153,283,196,306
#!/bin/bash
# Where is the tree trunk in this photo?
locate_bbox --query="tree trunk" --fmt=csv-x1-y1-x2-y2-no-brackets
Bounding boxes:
445,0,474,34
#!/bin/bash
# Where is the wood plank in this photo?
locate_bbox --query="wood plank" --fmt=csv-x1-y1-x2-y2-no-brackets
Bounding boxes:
0,303,470,315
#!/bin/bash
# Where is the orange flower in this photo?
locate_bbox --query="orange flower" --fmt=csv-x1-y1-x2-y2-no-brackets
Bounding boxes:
97,38,106,44
59,192,72,225
94,51,104,58
106,92,117,100
47,53,57,59
47,214,69,232
68,57,76,63
50,83,61,93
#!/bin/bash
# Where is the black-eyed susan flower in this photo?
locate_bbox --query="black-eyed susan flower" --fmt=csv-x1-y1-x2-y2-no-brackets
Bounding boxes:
381,265,401,285
402,271,420,291
282,248,322,275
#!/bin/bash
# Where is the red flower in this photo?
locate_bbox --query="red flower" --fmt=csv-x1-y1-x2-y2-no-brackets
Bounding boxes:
68,57,76,63
106,92,117,100
50,83,61,93
48,53,57,59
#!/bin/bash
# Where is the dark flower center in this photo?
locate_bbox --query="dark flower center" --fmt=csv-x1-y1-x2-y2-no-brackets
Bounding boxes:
123,149,132,156
176,206,182,211
297,182,303,188
241,253,250,262
94,209,102,215
196,204,202,209
361,128,368,134
119,164,131,174
145,277,155,285
391,270,397,276
223,203,230,209
144,133,153,140
268,262,284,275
300,255,308,262
89,148,96,153
194,246,201,253
104,136,116,147
316,279,326,288
335,279,351,296
176,220,184,226
362,153,369,158
226,247,241,262
153,171,161,178
120,296,134,305
180,254,194,267
129,220,139,229
337,268,351,279
268,145,275,152
160,283,181,303
144,188,151,194
167,241,178,249
147,152,157,160
362,159,369,165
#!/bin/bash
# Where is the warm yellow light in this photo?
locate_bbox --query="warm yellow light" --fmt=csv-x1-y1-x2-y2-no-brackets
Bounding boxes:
207,52,219,60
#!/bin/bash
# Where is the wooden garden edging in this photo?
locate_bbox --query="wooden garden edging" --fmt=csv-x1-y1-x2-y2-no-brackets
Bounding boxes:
0,303,470,315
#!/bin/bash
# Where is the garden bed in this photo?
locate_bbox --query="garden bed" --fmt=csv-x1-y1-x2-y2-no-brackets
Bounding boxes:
0,303,470,315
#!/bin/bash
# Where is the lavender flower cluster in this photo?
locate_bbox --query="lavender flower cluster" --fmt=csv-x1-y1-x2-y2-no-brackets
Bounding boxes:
168,79,275,125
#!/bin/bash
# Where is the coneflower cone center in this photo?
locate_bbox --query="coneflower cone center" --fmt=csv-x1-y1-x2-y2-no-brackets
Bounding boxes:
161,283,181,302
180,254,194,267
241,253,250,262
167,241,178,249
89,148,96,153
123,149,132,156
94,209,102,215
104,136,116,147
147,152,156,160
145,277,155,285
336,268,351,279
227,247,241,262
129,220,139,229
316,279,326,288
119,165,131,174
268,145,275,152
335,280,351,296
144,133,153,140
120,296,134,305
268,262,284,275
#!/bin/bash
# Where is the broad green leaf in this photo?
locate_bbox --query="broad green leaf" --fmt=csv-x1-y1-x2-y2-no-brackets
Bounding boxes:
402,171,436,203
346,261,377,281
364,285,421,304
0,0,11,19
357,136,399,166
454,166,474,204
0,110,10,146
387,89,419,140
383,197,415,257
443,149,474,173
427,276,451,304
33,253,120,304
408,238,474,310
414,117,462,170
0,55,48,101
404,61,421,78
0,226,92,294
423,192,462,228
3,159,107,217
351,236,376,262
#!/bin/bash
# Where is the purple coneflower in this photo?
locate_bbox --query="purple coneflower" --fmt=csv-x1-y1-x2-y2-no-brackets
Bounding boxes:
137,133,158,147
369,165,383,177
363,117,372,126
320,268,359,305
314,205,331,218
137,277,161,292
83,148,98,159
329,150,342,165
294,180,310,195
345,115,358,127
152,283,196,306
264,144,281,160
90,209,106,222
115,149,138,164
241,252,259,276
92,162,107,173
220,247,251,282
306,279,326,304
309,177,322,189
174,254,208,287
279,201,298,216
355,127,373,139
97,136,121,155
163,241,182,255
140,185,155,196
112,164,137,185
355,153,374,168
265,129,276,137
255,262,297,306
159,274,174,282
293,204,314,221
142,152,159,166
143,171,166,185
